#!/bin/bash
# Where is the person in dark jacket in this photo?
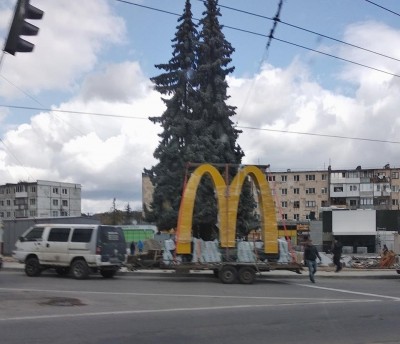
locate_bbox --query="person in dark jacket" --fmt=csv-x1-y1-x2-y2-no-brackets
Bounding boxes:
304,240,322,283
130,241,136,256
332,238,343,272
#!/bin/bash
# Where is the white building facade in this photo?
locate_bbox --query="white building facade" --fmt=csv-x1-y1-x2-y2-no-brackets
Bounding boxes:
0,180,81,219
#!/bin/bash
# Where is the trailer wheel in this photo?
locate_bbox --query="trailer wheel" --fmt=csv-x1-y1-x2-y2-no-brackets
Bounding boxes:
219,265,237,284
238,266,255,284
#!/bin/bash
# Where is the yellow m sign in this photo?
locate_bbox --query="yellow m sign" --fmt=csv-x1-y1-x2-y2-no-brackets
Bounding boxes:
176,164,278,254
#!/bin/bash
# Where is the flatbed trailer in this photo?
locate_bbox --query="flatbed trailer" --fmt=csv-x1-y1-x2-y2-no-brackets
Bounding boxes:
126,252,303,284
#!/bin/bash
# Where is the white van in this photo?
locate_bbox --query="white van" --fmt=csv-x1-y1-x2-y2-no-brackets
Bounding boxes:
13,224,126,279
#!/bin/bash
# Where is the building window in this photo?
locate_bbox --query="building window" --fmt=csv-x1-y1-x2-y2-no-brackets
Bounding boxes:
52,211,58,217
281,201,288,208
391,172,399,179
15,185,25,192
6,200,11,206
349,185,358,191
306,175,315,181
0,212,3,218
0,200,3,206
306,188,315,194
294,188,300,194
30,198,36,205
294,214,299,221
360,198,373,205
52,187,59,194
321,187,328,194
293,201,300,208
322,174,327,180
294,175,300,181
333,186,343,192
392,199,399,206
349,200,357,206
281,214,288,220
53,199,59,206
321,200,329,207
281,175,287,182
62,188,68,195
306,201,316,207
31,186,36,192
268,176,275,182
391,185,399,192
29,210,36,217
62,200,68,207
6,212,11,218
281,188,287,195
61,211,68,216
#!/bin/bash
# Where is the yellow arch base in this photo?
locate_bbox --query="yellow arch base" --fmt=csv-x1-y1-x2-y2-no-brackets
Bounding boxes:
176,164,278,255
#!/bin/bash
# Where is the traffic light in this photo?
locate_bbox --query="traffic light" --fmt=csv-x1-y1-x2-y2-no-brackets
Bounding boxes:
4,0,44,55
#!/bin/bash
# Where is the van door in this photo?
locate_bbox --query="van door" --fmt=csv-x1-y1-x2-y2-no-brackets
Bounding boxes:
69,227,94,263
97,226,126,264
41,227,71,265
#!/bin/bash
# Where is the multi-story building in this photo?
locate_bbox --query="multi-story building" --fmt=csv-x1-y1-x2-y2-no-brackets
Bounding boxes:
0,180,81,219
269,164,400,222
142,164,400,224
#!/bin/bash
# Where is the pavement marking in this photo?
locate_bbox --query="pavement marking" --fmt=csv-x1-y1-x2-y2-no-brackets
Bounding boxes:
294,283,400,301
0,287,368,302
0,299,379,322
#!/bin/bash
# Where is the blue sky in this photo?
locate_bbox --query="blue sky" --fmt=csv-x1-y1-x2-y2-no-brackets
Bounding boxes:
1,0,400,214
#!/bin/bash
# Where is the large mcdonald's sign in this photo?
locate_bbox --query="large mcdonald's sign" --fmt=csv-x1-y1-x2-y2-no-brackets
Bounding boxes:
176,164,278,255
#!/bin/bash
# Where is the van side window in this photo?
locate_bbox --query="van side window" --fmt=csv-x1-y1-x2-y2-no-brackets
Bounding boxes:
48,228,70,242
71,228,93,243
25,228,44,241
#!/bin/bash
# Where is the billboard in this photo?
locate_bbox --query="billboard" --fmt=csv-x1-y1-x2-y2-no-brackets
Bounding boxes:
175,164,278,254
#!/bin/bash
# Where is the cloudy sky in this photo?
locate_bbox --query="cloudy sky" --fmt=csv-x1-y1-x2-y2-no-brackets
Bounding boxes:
1,0,400,214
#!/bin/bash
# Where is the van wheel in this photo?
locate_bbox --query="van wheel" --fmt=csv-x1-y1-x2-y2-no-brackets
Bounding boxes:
55,267,70,276
100,269,116,278
71,259,89,279
25,257,42,277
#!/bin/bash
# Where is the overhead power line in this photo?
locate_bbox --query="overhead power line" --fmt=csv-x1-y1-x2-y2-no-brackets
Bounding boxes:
364,0,400,17
2,103,399,145
116,0,400,78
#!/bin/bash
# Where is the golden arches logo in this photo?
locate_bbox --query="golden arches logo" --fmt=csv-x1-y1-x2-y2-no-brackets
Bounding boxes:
176,164,278,254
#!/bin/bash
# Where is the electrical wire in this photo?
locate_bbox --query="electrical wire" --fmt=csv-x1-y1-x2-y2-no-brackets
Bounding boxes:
114,0,400,77
1,103,398,145
364,0,400,17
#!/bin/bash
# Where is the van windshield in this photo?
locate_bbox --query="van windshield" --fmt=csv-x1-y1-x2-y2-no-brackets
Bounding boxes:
24,227,44,241
99,226,124,243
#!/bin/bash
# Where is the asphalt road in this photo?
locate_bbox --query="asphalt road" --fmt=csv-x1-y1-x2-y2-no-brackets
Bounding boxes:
0,270,399,344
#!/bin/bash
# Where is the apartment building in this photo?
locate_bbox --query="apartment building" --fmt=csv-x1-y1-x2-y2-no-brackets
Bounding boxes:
142,164,400,224
0,180,81,219
269,164,400,222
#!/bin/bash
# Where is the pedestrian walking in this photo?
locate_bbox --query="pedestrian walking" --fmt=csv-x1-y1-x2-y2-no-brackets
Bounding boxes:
332,237,343,272
137,240,144,254
130,241,136,255
303,240,321,283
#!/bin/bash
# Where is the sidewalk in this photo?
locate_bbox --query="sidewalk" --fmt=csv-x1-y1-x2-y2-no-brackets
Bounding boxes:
2,259,399,279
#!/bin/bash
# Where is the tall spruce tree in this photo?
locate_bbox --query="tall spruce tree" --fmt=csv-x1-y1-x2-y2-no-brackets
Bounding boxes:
144,0,199,231
147,0,258,238
189,0,257,238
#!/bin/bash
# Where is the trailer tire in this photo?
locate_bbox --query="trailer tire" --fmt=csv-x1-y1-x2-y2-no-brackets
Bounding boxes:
238,266,255,284
219,265,237,284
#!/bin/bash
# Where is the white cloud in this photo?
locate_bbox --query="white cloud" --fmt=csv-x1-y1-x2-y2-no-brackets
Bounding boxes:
0,0,126,99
